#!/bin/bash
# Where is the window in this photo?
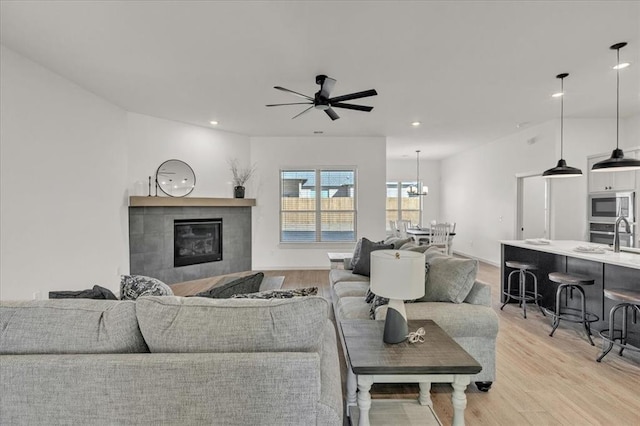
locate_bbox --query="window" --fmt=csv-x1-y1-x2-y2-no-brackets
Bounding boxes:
281,169,356,243
386,182,421,231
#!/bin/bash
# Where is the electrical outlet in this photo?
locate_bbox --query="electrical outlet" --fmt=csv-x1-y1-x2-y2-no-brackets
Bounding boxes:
32,291,41,300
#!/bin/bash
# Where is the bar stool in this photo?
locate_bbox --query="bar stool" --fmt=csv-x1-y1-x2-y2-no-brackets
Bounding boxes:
501,261,545,319
547,272,599,345
596,288,640,362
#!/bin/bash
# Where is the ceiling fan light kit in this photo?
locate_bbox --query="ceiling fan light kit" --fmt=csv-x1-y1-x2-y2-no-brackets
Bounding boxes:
592,42,640,173
266,75,377,121
543,73,583,178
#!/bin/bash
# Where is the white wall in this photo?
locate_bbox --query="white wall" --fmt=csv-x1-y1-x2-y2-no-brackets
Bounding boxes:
126,113,250,197
441,117,637,265
250,136,387,269
387,157,441,226
0,46,129,299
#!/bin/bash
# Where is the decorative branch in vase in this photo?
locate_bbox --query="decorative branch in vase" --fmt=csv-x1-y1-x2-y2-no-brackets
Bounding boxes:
228,158,257,199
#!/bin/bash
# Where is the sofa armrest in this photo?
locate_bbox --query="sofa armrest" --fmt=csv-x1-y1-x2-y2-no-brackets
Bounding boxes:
343,258,353,270
463,281,492,307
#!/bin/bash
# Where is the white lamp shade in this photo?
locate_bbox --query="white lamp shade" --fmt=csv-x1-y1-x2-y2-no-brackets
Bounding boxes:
370,250,425,300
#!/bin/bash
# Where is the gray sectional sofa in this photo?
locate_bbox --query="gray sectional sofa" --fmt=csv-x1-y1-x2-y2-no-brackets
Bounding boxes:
331,244,499,390
0,295,342,425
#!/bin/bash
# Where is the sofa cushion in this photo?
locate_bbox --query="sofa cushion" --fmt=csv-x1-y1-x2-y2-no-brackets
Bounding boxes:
329,269,369,286
400,243,431,253
333,281,369,299
0,300,147,354
136,296,329,353
419,256,478,304
352,238,394,277
120,275,173,300
335,297,371,320
375,302,499,338
193,272,264,298
232,287,318,299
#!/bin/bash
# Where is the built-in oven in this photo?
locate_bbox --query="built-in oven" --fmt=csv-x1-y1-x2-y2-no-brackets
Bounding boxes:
589,222,635,248
589,192,635,224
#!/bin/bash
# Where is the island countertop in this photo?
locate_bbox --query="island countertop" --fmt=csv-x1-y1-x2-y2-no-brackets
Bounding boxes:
500,240,640,270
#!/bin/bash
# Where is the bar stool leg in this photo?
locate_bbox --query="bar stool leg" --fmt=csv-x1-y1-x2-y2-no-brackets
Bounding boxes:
520,269,527,318
575,286,594,346
619,305,628,356
501,270,518,311
550,284,565,337
527,271,545,316
597,303,624,362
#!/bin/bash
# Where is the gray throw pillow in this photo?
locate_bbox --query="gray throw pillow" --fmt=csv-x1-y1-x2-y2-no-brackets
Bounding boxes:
350,239,363,270
120,275,173,300
193,272,264,298
352,238,394,277
231,287,318,299
384,236,412,249
402,244,431,253
418,257,478,303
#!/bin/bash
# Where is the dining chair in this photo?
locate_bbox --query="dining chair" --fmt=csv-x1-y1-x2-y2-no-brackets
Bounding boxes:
396,220,411,239
429,222,452,254
389,220,399,237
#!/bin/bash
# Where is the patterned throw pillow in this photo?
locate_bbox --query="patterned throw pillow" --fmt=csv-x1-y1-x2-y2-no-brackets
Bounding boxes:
231,287,318,299
364,288,376,303
369,294,390,319
120,275,173,300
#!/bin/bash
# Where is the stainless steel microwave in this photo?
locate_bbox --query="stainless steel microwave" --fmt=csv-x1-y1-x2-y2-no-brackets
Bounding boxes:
589,192,635,224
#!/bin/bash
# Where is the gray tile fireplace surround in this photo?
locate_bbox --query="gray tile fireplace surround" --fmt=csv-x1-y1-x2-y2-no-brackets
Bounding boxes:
129,206,251,285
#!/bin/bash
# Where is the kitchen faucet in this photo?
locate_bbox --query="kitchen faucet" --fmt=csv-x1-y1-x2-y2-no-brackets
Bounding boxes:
613,216,631,253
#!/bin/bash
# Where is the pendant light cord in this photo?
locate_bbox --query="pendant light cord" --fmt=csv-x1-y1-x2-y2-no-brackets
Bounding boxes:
560,76,564,159
616,47,620,150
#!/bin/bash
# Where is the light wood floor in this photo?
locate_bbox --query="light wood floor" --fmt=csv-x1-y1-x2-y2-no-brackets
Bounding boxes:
173,265,640,425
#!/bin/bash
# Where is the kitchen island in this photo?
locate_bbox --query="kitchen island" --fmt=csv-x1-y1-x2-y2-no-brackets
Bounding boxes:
501,240,640,346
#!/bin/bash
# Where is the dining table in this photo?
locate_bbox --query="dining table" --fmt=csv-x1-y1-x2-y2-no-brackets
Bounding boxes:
405,228,456,255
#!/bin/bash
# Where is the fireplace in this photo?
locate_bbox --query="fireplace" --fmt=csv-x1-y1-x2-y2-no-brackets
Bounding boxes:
174,219,222,267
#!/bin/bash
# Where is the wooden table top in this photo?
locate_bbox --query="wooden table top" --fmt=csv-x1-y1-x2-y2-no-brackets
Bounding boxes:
341,320,481,375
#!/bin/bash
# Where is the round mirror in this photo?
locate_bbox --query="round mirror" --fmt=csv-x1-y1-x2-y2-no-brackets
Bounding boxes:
156,159,196,197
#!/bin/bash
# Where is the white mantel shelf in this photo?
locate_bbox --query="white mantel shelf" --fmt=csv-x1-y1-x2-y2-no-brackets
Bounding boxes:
129,196,256,207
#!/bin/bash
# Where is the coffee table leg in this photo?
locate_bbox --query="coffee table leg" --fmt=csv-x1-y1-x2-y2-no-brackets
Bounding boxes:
418,382,432,406
356,375,374,426
346,367,357,416
451,375,470,426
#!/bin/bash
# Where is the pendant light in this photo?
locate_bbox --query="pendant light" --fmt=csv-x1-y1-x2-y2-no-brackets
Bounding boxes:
407,150,428,197
543,73,583,178
592,42,640,172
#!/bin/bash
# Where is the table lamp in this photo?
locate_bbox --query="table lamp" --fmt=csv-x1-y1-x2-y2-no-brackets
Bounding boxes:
370,250,426,344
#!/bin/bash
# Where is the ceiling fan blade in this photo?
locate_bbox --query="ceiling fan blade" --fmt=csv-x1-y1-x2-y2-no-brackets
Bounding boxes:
325,108,340,121
291,106,314,119
266,102,313,107
319,77,336,98
274,86,313,100
329,89,378,103
331,102,373,112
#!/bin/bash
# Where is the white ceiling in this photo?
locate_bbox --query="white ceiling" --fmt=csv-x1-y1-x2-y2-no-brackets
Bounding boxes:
1,1,639,160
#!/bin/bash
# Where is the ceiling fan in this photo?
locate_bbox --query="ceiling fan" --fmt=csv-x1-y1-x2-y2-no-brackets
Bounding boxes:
266,75,377,121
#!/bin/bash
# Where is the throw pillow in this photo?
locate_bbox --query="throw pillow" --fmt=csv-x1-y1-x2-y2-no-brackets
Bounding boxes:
402,244,431,253
384,236,412,249
49,285,118,300
193,272,264,299
369,294,390,319
120,275,173,301
418,256,478,304
364,288,376,303
350,239,364,270
352,238,394,277
231,287,318,299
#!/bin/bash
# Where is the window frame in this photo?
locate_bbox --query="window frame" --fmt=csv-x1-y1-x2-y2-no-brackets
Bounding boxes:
280,167,358,245
386,181,422,232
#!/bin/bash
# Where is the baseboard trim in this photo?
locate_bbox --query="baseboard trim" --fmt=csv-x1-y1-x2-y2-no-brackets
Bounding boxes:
253,266,330,271
452,250,499,268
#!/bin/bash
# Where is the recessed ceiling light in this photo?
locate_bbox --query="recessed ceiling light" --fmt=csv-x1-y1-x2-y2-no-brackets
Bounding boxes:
209,120,219,126
411,121,421,127
613,62,630,70
551,92,564,98
516,121,530,129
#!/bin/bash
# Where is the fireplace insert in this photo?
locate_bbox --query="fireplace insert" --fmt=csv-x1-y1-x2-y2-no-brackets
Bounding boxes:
174,219,222,267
